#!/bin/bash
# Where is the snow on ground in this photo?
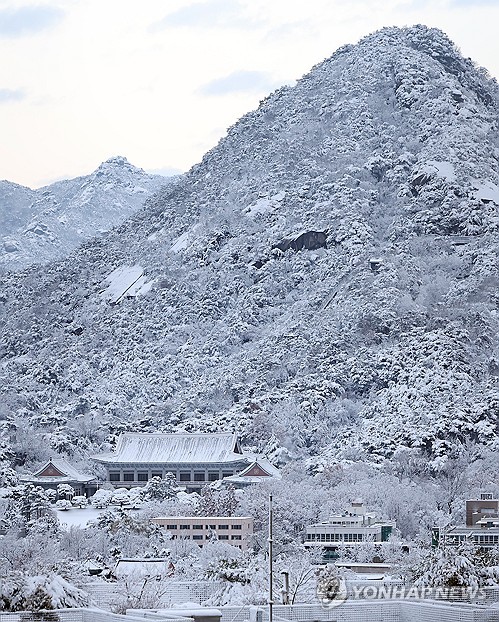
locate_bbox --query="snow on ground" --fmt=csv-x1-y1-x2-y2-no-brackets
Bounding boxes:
99,265,145,303
55,507,103,529
473,180,499,204
244,191,285,218
425,161,456,182
170,224,203,253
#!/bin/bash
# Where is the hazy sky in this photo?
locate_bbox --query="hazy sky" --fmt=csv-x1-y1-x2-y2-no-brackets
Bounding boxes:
1,0,498,188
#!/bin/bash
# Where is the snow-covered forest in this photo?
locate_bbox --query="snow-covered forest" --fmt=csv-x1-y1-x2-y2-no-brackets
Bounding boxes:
1,24,499,613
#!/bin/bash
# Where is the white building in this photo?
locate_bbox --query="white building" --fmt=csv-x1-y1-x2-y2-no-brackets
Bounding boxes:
304,500,394,561
152,515,254,550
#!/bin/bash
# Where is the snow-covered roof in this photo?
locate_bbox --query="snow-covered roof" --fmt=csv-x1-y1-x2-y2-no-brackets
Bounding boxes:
21,458,96,484
92,432,247,465
114,558,173,577
223,458,281,484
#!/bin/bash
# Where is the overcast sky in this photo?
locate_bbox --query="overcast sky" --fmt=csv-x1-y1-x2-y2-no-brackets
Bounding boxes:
1,0,498,188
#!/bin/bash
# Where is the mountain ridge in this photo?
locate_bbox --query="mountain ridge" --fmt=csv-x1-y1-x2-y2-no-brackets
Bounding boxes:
0,156,169,273
1,25,499,474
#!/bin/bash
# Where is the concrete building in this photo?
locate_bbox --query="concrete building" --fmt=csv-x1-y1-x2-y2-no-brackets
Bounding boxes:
466,493,499,527
92,432,279,492
433,493,499,548
304,500,394,561
152,515,254,550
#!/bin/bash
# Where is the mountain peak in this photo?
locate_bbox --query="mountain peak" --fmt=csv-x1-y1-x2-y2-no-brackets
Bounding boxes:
1,27,499,466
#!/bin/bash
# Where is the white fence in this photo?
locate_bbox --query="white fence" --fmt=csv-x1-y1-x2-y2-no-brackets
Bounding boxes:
1,601,499,622
0,607,154,622
218,602,499,622
83,581,224,611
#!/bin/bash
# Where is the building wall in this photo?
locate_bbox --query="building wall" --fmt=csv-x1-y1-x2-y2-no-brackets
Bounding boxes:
305,524,387,543
105,462,247,491
152,516,254,550
21,479,97,498
465,499,499,526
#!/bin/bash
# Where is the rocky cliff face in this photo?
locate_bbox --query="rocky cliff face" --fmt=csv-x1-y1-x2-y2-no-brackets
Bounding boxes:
0,156,168,273
1,26,498,471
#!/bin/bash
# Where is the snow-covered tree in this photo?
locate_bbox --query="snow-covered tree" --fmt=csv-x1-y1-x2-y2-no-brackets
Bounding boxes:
143,473,179,501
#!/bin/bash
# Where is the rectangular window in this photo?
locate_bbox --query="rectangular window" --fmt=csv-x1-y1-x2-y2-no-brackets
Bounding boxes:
193,525,203,530
193,535,203,541
222,472,233,478
109,473,120,482
231,524,242,530
123,473,134,482
218,525,229,530
179,472,190,482
208,525,217,530
137,473,148,482
180,524,190,530
152,472,162,479
208,472,219,481
231,535,242,541
166,525,177,530
219,535,229,540
194,472,205,482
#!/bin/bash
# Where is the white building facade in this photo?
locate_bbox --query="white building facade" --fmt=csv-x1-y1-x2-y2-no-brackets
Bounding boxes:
152,515,254,550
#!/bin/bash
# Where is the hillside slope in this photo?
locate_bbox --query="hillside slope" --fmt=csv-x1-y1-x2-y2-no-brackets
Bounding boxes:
0,157,168,273
1,26,499,471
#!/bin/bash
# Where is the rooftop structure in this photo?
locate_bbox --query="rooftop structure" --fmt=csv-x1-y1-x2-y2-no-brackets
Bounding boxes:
466,493,499,527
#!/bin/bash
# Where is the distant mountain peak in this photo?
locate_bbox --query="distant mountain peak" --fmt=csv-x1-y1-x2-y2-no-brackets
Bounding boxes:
0,158,168,272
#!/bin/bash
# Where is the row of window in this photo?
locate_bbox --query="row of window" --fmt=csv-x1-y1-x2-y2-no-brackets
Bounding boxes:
170,534,242,541
306,533,370,542
446,534,499,544
109,471,234,483
165,524,242,530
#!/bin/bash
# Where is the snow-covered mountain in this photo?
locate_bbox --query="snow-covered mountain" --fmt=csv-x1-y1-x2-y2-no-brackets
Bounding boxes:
1,26,499,472
0,156,168,272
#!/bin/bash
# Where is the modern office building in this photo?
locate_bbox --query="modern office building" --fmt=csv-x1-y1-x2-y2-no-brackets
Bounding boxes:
152,515,254,550
304,500,394,560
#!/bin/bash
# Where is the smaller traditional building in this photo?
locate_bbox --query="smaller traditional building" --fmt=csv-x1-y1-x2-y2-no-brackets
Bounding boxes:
152,515,254,550
20,458,98,497
222,459,282,487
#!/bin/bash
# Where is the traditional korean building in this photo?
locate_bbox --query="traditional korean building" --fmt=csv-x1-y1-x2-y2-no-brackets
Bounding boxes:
91,432,278,492
222,459,282,487
20,458,98,497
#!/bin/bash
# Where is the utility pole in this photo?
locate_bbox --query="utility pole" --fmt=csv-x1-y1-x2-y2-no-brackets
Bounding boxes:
268,494,273,622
